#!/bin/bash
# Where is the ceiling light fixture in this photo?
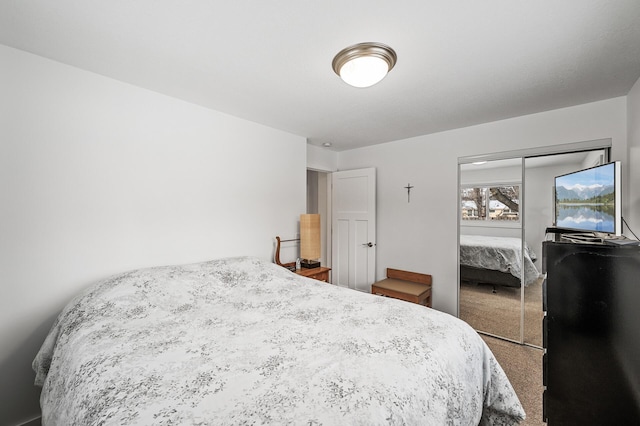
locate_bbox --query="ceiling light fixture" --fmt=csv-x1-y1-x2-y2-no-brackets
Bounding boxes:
332,42,397,88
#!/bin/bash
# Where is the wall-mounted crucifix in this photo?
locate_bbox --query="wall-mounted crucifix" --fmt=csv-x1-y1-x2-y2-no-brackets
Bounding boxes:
404,183,414,203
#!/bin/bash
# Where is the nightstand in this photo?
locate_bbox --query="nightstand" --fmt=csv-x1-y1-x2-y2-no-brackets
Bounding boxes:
295,267,331,283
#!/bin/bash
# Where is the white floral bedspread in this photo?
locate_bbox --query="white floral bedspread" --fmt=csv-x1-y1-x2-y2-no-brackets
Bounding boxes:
460,235,541,285
34,257,524,425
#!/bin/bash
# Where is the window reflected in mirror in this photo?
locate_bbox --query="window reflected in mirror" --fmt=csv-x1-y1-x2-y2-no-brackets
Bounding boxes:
461,185,520,222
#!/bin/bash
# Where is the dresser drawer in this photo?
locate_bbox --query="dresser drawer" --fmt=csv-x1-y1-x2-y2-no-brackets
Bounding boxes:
313,271,329,282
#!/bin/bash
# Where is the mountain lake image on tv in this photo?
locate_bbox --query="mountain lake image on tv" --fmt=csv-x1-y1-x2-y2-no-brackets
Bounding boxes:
554,162,621,235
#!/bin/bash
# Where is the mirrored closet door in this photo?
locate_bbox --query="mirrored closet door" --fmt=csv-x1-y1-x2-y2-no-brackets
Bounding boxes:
459,147,608,345
459,158,523,342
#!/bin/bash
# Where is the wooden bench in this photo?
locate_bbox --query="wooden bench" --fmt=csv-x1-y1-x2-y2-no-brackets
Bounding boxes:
371,268,432,307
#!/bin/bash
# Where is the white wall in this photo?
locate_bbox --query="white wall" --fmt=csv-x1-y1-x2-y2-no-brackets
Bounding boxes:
0,45,306,426
337,97,627,316
523,161,582,259
307,144,338,172
460,165,522,186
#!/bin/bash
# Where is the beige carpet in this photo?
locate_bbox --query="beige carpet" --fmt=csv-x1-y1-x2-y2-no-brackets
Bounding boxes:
482,335,544,426
460,279,545,424
460,277,544,346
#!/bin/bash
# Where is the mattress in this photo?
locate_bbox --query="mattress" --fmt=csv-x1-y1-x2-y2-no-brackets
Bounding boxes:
460,235,540,286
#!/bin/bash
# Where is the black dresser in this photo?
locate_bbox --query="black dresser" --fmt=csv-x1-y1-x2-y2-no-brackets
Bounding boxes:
542,240,640,425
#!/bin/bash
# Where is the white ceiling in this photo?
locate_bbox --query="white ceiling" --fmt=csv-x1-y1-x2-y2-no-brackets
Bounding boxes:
2,1,640,151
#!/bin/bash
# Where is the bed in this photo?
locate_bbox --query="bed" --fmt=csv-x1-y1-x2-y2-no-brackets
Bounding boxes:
33,256,525,425
460,235,540,288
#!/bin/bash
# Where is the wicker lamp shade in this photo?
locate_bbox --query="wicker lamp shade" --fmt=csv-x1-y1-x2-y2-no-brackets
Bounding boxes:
300,214,321,261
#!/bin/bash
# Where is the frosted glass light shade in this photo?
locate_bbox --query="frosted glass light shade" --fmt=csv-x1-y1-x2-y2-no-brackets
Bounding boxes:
300,214,321,260
338,56,389,88
332,42,397,88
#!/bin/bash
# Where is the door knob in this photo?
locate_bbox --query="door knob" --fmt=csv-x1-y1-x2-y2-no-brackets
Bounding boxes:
362,242,375,247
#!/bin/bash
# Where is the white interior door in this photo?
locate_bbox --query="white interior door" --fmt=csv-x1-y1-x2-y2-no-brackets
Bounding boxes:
331,168,376,292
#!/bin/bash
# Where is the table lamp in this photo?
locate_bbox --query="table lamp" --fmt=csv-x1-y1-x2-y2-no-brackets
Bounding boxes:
300,214,321,268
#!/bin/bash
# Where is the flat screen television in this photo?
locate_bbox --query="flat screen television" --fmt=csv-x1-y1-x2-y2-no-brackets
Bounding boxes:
554,161,622,236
